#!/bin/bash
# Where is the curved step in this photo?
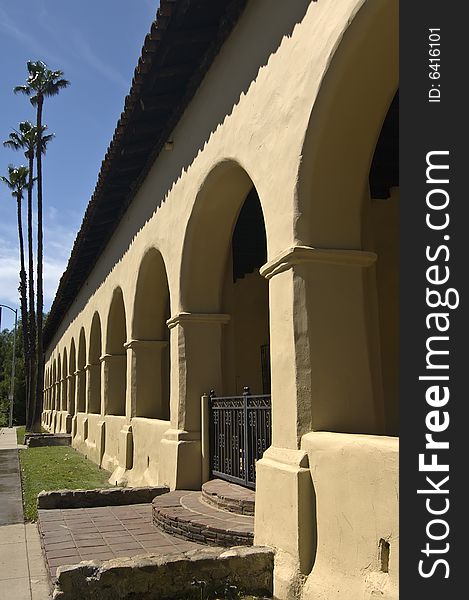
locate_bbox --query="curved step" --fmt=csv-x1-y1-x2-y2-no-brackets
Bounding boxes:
152,490,254,547
201,479,255,516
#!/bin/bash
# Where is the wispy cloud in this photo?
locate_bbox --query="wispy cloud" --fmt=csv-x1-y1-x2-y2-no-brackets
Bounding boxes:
0,210,79,317
0,6,70,69
71,31,129,90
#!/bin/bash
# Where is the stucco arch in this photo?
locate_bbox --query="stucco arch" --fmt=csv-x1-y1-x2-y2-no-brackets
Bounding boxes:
77,328,87,413
61,349,68,411
293,0,397,434
106,288,128,354
57,354,62,412
180,160,266,313
44,367,49,409
296,0,398,248
52,359,57,410
132,249,170,340
69,339,76,416
130,248,171,419
69,339,76,374
88,312,102,414
104,288,127,416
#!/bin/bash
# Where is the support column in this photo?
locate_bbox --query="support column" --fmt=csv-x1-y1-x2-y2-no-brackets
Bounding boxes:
159,312,229,490
85,362,101,414
262,244,382,444
67,374,75,415
254,245,382,598
61,377,67,412
124,339,168,419
64,374,74,433
101,353,126,416
75,368,86,413
71,370,81,438
55,380,60,412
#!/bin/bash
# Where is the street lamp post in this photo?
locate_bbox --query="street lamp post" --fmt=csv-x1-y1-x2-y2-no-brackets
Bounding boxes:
0,304,18,428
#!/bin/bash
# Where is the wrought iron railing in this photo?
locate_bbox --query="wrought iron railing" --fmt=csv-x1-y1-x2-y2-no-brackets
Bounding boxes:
209,387,271,489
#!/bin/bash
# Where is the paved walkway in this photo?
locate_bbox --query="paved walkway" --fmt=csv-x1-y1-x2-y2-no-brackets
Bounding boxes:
38,504,204,581
0,427,50,600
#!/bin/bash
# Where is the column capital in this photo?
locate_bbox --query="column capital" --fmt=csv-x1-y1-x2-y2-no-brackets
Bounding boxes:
99,353,126,363
260,245,377,280
84,362,100,371
123,339,168,350
166,312,230,330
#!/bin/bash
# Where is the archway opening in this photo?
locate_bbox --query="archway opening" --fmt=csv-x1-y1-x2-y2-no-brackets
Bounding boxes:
365,91,399,435
52,360,57,411
69,340,76,416
105,289,127,416
77,328,87,412
222,187,270,395
132,250,170,420
57,355,62,412
88,313,102,414
61,350,68,411
181,162,271,488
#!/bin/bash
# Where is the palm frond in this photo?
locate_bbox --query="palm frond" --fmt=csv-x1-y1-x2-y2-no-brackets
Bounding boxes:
14,85,31,96
43,79,70,97
0,165,29,195
3,133,23,150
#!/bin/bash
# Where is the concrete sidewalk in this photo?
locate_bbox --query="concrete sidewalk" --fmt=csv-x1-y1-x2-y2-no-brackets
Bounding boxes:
0,427,50,599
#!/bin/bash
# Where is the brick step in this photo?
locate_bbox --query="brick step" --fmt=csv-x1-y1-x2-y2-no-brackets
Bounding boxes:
201,479,255,516
152,490,254,547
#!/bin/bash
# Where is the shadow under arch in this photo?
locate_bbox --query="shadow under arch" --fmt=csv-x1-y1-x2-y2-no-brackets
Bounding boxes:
88,312,102,414
177,157,270,440
61,348,68,412
77,327,87,413
52,359,57,411
180,160,266,314
69,339,76,416
57,354,62,413
104,288,127,416
130,248,171,419
296,0,398,249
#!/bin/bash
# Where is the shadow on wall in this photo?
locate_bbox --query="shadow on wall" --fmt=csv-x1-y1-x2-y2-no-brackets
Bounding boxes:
49,0,312,340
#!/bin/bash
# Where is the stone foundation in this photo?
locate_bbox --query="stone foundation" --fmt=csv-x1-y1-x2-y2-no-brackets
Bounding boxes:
37,486,169,509
52,546,274,599
26,433,72,447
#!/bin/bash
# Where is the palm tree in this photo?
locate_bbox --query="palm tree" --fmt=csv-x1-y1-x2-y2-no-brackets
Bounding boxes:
1,165,30,425
15,61,69,430
3,122,54,423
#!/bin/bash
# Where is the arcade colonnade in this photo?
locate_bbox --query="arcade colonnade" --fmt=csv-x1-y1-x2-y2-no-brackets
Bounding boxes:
43,1,399,598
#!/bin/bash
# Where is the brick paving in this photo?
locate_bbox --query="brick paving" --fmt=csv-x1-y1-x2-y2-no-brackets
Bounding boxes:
202,478,255,515
38,480,256,583
152,490,254,546
38,503,204,580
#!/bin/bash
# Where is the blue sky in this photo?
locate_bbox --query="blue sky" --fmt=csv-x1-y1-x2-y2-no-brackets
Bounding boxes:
0,1,159,330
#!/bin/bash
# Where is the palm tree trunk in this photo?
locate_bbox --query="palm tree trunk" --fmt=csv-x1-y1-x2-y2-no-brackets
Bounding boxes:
34,96,44,432
16,197,29,427
27,149,37,428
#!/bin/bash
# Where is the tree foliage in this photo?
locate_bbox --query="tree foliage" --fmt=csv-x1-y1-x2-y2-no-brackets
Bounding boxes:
0,324,26,426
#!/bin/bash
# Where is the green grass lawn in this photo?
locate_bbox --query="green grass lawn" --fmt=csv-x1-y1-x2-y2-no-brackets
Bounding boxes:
19,446,112,521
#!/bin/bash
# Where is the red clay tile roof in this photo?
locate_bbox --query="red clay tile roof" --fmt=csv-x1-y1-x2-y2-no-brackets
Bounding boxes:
44,0,248,348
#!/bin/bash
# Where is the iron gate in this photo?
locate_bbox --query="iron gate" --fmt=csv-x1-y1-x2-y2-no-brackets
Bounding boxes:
209,387,271,489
